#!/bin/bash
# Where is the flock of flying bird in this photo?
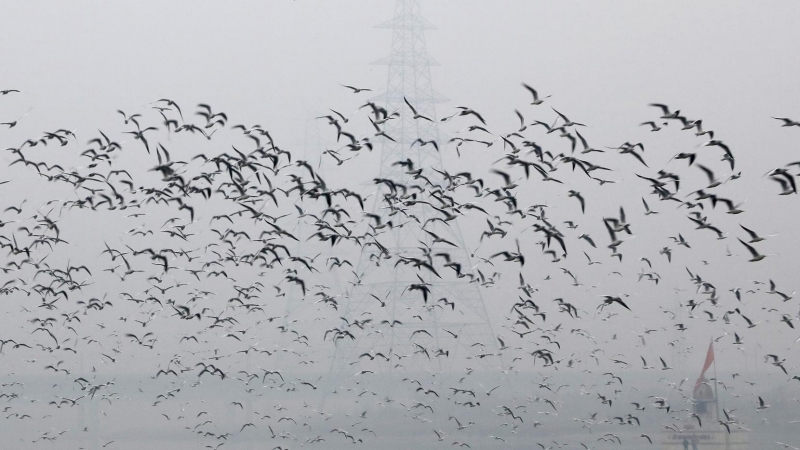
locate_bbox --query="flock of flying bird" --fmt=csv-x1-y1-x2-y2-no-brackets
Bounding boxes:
0,81,799,450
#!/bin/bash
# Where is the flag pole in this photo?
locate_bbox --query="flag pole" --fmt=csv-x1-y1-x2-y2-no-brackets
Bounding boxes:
712,340,720,421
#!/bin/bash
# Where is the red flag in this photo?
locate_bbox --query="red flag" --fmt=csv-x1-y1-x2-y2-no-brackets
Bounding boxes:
695,341,714,388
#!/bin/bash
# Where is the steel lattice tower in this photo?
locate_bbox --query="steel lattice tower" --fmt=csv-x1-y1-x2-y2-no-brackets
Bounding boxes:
323,0,501,405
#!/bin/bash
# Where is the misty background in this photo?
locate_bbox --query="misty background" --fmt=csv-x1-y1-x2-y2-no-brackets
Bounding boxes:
1,1,799,449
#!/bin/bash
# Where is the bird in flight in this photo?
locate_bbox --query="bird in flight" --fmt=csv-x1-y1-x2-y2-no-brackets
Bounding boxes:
404,97,433,122
521,83,551,105
341,84,372,93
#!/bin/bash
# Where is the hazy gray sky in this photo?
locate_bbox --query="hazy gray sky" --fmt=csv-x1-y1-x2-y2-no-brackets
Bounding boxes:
1,2,799,449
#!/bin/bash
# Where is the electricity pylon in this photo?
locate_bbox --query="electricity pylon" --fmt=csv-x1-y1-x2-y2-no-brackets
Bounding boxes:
323,0,501,406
